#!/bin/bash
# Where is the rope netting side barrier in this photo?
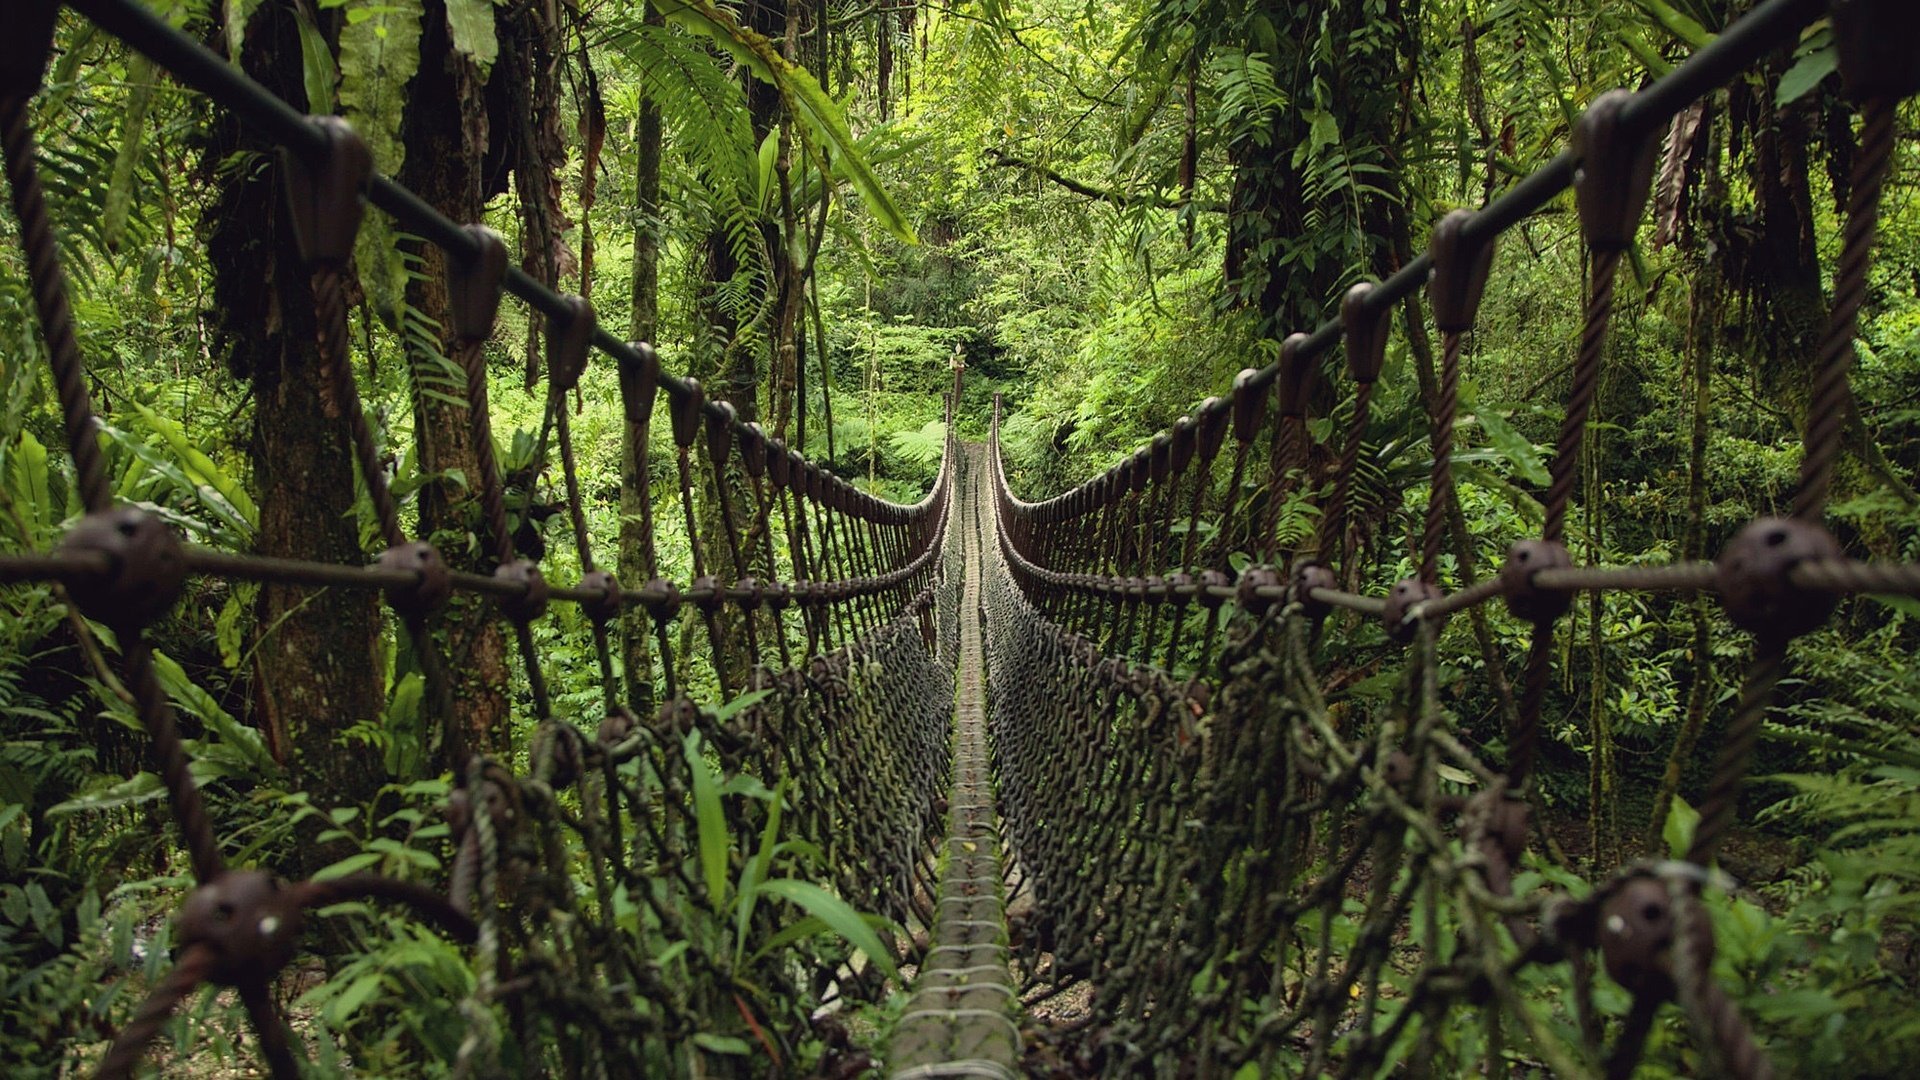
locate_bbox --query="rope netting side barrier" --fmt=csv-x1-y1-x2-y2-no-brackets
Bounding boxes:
0,1,964,1074
988,0,1919,1074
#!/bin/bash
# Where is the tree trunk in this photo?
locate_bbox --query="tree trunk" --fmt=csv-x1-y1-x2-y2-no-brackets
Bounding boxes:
202,5,383,848
499,0,572,389
397,0,510,767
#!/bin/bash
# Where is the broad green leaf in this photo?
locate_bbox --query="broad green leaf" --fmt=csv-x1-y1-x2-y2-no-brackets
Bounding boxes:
75,888,100,934
655,940,691,969
718,773,777,801
711,688,772,723
130,401,257,529
366,837,438,872
1867,593,1920,620
1745,987,1844,1023
215,584,254,670
1306,108,1339,154
1466,402,1550,487
312,851,383,881
293,5,337,113
225,0,268,62
383,671,425,777
735,776,788,964
1662,794,1699,860
683,731,731,908
443,0,499,69
48,771,164,817
152,649,275,773
325,972,385,1027
102,56,157,252
755,129,779,212
1453,462,1545,524
691,1033,751,1055
750,915,829,960
27,882,58,942
1345,668,1401,701
1629,0,1714,49
772,838,825,865
657,0,916,243
753,878,898,982
96,422,228,540
9,430,53,537
1777,33,1837,106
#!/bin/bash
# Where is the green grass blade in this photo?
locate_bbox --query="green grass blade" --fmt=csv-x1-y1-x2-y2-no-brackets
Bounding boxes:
754,878,897,983
683,730,731,909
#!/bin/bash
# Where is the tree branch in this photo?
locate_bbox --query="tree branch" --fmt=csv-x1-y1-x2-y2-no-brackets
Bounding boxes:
982,148,1223,212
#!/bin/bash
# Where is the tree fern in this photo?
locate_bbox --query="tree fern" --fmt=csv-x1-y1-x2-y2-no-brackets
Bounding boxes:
603,20,771,292
654,0,915,243
888,419,947,467
396,239,469,411
334,0,426,319
1205,48,1286,148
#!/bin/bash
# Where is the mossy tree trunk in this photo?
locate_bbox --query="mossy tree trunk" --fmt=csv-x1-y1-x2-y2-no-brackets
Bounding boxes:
203,4,383,855
396,0,511,768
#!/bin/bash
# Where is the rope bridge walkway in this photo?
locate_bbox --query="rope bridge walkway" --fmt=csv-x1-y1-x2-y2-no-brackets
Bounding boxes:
1,0,1918,1076
887,448,1021,1079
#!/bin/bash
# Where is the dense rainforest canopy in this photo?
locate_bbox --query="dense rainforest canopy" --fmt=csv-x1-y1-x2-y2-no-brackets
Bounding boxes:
2,0,1919,1075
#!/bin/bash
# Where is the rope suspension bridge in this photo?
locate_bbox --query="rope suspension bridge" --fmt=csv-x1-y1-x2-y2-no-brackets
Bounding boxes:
1,0,1916,1075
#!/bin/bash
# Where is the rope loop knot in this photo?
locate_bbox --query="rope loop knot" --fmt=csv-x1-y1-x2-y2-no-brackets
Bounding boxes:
59,508,185,630
377,541,452,620
177,870,306,988
1500,538,1573,623
494,559,550,623
1383,577,1442,643
1715,516,1843,641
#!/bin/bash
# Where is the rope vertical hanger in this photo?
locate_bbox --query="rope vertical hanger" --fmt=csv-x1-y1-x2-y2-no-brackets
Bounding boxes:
1508,88,1660,793
1322,282,1389,575
1684,0,1916,875
1420,208,1494,584
2,29,478,1080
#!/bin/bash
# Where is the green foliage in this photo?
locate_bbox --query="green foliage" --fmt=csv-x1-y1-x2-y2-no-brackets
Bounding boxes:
1776,25,1836,106
889,420,948,468
443,0,501,70
655,1,915,244
332,0,425,318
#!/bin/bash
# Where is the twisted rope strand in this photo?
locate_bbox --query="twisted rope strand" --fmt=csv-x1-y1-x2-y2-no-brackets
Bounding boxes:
1794,96,1894,522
